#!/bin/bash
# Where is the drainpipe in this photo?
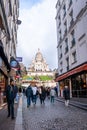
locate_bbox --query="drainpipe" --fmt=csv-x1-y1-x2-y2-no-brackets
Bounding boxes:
69,78,72,98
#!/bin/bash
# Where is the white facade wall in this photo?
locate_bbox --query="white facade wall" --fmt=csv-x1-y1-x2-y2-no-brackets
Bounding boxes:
56,0,87,75
0,0,19,61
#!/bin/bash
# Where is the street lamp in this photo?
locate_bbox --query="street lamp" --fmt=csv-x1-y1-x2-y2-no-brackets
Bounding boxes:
16,19,22,25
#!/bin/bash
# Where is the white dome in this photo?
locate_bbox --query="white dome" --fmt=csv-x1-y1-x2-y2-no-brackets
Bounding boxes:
35,49,43,62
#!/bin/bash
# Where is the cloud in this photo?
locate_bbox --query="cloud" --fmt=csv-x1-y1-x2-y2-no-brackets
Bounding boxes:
17,0,57,69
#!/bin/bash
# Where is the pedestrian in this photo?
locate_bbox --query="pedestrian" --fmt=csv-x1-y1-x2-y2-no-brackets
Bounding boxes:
32,84,37,105
6,79,17,119
18,87,22,96
23,87,26,95
46,87,50,99
26,84,33,107
50,87,56,103
54,85,58,97
14,81,18,103
39,86,46,104
63,85,70,106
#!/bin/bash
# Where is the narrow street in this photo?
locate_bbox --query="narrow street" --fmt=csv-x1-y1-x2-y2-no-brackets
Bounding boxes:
22,96,87,130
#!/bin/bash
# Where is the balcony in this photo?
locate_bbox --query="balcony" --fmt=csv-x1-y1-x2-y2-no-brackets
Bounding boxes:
65,46,68,54
71,38,76,48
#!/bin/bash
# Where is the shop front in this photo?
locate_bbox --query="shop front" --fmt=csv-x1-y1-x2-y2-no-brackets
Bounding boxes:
56,63,87,98
0,71,7,106
0,42,11,106
0,59,8,106
71,72,87,97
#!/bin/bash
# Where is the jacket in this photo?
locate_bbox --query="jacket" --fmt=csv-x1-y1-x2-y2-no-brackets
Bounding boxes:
6,85,17,103
26,86,33,97
63,88,70,100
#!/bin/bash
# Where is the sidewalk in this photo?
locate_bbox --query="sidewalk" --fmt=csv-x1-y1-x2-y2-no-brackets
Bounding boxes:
0,96,23,130
55,97,87,111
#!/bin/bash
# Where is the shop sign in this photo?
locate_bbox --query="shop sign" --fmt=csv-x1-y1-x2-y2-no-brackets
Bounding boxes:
16,57,22,62
10,57,19,69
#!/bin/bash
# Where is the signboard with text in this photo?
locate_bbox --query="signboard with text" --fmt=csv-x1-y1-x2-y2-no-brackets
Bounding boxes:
16,57,22,62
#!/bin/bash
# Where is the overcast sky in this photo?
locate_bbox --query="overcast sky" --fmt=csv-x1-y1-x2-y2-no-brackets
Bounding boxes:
17,0,58,70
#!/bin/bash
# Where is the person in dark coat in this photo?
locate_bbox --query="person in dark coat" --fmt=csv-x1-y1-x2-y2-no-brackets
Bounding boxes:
63,85,70,106
26,85,33,107
6,79,17,119
39,86,46,104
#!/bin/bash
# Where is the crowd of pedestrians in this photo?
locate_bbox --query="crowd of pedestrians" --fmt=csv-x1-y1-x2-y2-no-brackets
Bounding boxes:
25,84,58,108
5,78,70,120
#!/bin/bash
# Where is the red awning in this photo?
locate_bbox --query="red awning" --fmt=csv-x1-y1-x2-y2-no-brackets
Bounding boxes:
56,63,87,82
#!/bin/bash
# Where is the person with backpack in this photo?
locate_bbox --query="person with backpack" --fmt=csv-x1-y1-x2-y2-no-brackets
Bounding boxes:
32,84,37,105
50,87,56,103
26,84,33,107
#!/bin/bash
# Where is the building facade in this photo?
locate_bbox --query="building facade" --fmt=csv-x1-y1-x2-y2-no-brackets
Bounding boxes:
0,0,19,105
55,0,87,97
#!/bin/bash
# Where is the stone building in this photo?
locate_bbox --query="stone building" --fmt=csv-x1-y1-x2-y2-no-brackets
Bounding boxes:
55,0,87,97
28,49,55,77
29,49,49,72
0,0,19,105
28,49,54,77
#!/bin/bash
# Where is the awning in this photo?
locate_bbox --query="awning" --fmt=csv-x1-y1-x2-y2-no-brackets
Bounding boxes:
55,63,87,82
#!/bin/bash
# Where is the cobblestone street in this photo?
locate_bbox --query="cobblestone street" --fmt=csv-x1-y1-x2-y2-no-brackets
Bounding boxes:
22,96,87,130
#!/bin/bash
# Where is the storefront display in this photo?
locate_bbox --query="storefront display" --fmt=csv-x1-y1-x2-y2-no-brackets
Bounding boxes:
0,72,5,106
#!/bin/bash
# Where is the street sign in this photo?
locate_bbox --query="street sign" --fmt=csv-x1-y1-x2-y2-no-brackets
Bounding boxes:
16,57,22,62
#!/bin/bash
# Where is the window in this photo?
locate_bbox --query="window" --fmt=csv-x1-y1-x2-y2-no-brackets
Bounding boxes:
63,4,66,19
72,51,77,64
59,46,62,59
68,0,72,9
69,9,74,28
65,38,68,54
64,20,67,37
60,61,63,68
66,57,69,71
71,30,76,48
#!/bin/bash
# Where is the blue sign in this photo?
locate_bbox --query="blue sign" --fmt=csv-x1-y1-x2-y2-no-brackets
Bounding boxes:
10,60,18,68
10,57,20,68
16,57,22,62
